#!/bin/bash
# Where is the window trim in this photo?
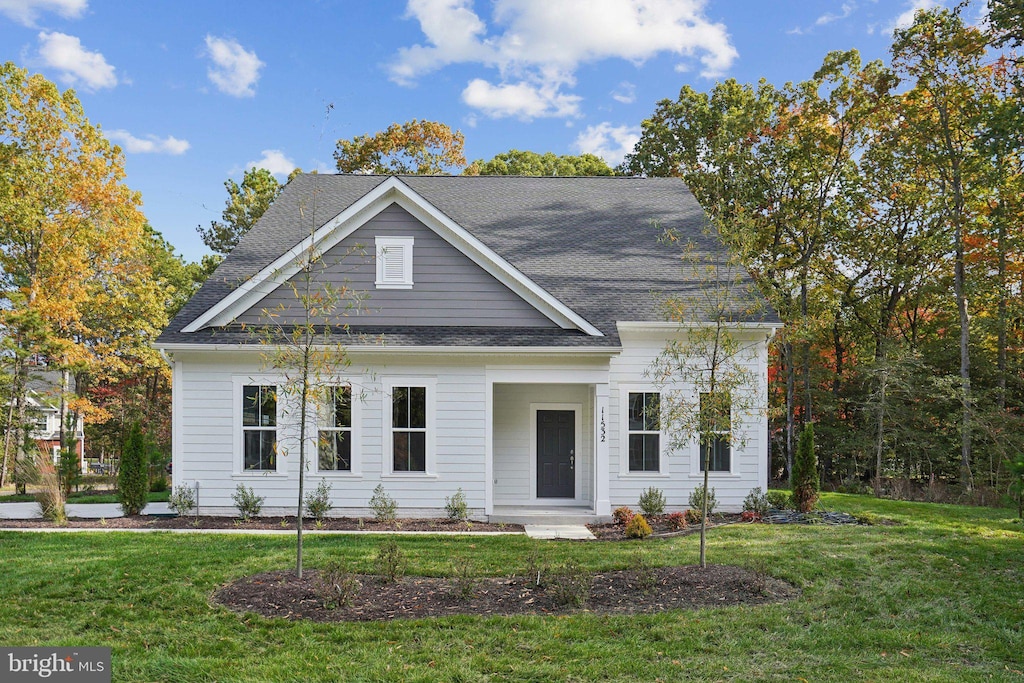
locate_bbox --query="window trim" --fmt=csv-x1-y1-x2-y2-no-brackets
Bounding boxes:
375,236,414,289
313,382,363,477
233,376,286,477
618,385,669,476
691,391,734,476
381,377,436,478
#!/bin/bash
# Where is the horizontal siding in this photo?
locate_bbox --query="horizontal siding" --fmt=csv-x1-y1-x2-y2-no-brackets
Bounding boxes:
235,203,556,328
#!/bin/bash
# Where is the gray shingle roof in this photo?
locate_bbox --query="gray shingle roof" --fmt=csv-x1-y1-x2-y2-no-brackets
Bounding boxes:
158,175,778,348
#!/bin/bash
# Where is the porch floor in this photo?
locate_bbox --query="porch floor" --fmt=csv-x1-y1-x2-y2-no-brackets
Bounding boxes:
489,505,604,526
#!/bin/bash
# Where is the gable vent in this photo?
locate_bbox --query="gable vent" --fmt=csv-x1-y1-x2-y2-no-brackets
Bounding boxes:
375,236,414,289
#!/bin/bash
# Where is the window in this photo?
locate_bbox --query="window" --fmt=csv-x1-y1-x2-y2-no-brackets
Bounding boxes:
375,236,414,289
699,391,731,472
242,385,277,471
391,386,426,472
318,386,352,471
627,392,660,472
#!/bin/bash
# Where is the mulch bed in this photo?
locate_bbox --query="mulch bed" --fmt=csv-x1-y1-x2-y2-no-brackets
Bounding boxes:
587,513,745,541
212,564,799,622
0,515,520,533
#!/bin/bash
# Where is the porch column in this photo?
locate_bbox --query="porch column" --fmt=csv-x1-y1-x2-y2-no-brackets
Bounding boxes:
594,382,611,516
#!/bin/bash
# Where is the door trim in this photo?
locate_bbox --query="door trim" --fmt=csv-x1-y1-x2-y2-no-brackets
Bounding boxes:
529,403,583,504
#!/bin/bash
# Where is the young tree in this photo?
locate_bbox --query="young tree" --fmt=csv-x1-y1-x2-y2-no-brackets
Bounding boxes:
197,167,282,256
118,421,148,516
334,119,466,175
791,423,819,512
649,230,769,568
246,172,371,578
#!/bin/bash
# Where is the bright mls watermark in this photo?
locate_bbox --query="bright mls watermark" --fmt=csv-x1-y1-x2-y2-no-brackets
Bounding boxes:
2,648,110,682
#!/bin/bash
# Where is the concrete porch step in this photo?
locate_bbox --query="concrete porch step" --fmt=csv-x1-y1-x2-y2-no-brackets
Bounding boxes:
488,506,606,526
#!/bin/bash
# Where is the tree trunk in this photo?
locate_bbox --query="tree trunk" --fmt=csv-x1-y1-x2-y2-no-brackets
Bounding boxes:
0,359,24,488
785,342,795,485
295,344,312,580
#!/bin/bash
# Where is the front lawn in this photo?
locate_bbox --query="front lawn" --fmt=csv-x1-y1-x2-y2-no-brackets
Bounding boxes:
0,494,1021,682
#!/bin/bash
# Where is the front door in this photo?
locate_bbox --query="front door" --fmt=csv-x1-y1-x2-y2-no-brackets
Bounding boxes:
537,410,575,498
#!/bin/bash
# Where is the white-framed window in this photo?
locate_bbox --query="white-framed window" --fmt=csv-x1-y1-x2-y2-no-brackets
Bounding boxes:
375,236,414,289
699,391,731,473
242,384,277,471
627,391,661,472
317,385,352,472
382,378,436,476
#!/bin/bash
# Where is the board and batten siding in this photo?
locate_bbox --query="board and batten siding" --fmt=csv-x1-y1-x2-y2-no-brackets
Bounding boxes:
170,351,490,516
607,328,769,512
235,203,556,328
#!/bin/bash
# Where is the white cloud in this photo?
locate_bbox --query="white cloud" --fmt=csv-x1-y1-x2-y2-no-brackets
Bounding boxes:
816,2,856,26
204,35,264,98
0,0,85,26
36,31,116,90
107,130,189,155
611,81,636,104
247,150,296,178
572,122,640,166
392,0,737,119
462,78,581,119
889,0,942,33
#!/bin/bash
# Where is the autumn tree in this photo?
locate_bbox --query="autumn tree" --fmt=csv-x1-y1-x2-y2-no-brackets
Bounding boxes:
198,167,282,256
464,149,614,176
0,62,162,486
334,119,466,175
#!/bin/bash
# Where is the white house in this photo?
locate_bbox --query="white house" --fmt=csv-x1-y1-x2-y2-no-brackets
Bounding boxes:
156,175,780,521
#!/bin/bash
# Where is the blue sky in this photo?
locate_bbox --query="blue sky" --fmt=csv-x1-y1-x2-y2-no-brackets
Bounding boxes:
0,0,979,262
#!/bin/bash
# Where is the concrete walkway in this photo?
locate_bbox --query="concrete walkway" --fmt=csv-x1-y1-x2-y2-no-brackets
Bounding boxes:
0,501,173,519
523,524,595,540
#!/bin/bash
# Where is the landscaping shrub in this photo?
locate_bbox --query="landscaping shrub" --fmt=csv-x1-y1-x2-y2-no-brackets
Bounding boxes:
741,510,762,522
791,424,820,513
766,490,791,510
232,484,264,521
630,549,658,593
375,539,405,583
625,513,653,539
368,484,397,524
445,487,468,522
58,442,81,499
18,449,66,525
168,485,196,516
638,487,666,516
304,480,333,521
684,508,703,524
688,484,718,518
449,561,477,601
612,506,635,526
666,511,687,531
318,559,361,608
742,486,769,516
548,560,591,608
149,476,168,493
524,547,550,588
118,422,149,516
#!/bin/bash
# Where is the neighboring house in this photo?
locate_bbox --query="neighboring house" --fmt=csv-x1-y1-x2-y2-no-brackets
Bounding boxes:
156,175,780,520
25,372,86,467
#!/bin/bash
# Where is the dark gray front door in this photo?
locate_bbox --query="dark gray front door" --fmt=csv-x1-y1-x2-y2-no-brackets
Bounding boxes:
537,410,575,498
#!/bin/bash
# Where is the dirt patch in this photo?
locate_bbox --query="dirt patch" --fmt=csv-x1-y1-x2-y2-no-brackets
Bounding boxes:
0,515,520,533
212,564,799,622
587,513,746,541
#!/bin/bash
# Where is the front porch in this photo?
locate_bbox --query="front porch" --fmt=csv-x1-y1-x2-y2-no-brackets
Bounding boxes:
485,371,612,522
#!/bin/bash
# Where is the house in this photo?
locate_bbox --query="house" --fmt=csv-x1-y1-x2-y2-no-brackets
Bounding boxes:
25,371,86,467
156,175,780,521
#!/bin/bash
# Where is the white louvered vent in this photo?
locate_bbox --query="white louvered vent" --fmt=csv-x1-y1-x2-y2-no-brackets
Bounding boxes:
375,236,414,289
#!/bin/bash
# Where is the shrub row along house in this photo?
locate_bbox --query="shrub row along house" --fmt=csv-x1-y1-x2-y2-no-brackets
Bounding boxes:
156,175,779,521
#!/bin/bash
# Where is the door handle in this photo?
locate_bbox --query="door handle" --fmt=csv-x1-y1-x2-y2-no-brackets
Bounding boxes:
570,454,575,468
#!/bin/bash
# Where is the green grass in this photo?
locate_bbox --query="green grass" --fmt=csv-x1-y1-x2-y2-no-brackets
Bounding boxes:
0,490,169,504
0,493,1021,682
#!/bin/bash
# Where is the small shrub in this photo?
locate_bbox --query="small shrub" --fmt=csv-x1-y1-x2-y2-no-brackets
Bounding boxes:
630,549,658,593
684,508,703,524
149,476,169,493
548,560,591,608
740,510,762,522
168,485,196,516
612,506,635,526
524,547,550,588
638,487,667,516
368,484,397,524
318,559,361,608
445,487,469,522
20,449,66,525
791,423,820,513
742,486,769,516
449,561,477,601
625,513,653,539
766,489,791,510
688,484,718,518
375,539,405,583
232,484,264,521
58,445,81,499
304,480,333,521
666,511,687,531
118,422,149,516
